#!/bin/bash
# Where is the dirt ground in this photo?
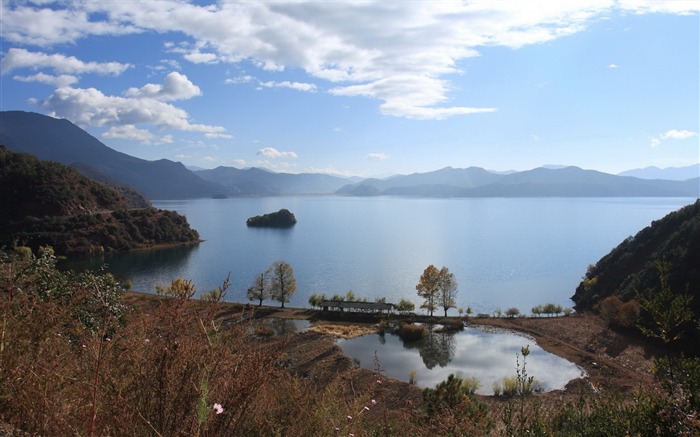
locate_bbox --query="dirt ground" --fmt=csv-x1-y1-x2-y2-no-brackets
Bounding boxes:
123,293,663,424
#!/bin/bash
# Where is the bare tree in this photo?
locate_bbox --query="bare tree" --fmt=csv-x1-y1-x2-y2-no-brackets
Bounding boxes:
438,267,458,317
247,272,270,306
267,260,297,308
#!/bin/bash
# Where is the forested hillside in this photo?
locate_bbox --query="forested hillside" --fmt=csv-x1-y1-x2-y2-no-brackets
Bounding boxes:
0,146,200,255
572,199,700,331
572,200,700,351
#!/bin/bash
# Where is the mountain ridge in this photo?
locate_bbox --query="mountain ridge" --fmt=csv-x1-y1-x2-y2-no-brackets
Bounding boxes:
2,111,698,199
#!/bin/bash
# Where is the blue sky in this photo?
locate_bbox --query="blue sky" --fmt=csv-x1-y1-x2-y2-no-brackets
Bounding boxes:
1,1,698,177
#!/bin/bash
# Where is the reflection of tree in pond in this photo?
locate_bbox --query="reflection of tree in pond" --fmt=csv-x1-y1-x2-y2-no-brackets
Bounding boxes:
267,318,300,336
400,326,456,369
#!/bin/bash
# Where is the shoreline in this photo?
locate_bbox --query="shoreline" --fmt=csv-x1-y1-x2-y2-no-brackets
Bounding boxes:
124,291,658,394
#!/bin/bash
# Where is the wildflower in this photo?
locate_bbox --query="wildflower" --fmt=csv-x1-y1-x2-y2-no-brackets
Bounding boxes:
363,406,370,411
376,379,382,385
213,403,224,415
144,338,150,345
346,415,352,420
371,399,377,405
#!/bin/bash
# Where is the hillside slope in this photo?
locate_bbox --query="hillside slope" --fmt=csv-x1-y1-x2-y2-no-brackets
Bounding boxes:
572,200,700,316
0,111,222,199
0,147,200,255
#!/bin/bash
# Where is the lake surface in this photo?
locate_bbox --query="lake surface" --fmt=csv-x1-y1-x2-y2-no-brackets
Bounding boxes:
62,197,694,314
337,326,582,394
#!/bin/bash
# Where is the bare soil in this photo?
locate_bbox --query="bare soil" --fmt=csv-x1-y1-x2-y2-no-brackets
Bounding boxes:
122,293,663,424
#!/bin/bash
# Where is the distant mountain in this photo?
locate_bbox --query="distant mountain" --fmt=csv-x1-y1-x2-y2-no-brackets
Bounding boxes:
0,111,223,199
337,166,502,196
0,146,200,255
618,164,700,181
195,166,354,195
337,166,700,197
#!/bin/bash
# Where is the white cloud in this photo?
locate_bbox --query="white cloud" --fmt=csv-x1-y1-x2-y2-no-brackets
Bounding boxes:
125,72,201,101
5,1,698,119
366,153,389,161
0,3,140,46
1,48,131,76
102,125,155,142
608,63,619,69
13,72,78,87
232,159,247,167
225,75,254,85
184,51,219,64
42,85,226,134
204,132,234,139
650,129,699,147
257,147,298,159
258,80,317,92
101,125,175,145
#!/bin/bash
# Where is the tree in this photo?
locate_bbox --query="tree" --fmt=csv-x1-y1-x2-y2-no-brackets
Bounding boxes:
396,298,415,314
505,307,520,318
416,264,441,317
247,272,270,306
438,267,458,317
267,260,296,308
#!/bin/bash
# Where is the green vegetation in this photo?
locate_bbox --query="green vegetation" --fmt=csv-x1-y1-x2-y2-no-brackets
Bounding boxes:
573,200,700,327
2,249,700,435
267,260,296,308
0,146,200,255
246,208,297,228
416,264,459,317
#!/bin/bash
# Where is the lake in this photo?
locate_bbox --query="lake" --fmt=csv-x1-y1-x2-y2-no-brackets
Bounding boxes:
62,197,695,315
337,325,583,394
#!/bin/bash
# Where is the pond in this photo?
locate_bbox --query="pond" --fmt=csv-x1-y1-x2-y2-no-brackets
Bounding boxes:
337,325,583,395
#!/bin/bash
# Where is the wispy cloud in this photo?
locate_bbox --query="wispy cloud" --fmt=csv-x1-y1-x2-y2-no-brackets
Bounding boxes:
3,1,698,120
13,72,78,87
257,147,298,159
1,48,130,75
366,153,389,161
258,81,317,92
650,129,698,147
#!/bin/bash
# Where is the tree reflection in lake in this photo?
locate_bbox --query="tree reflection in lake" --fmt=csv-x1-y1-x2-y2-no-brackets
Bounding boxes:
401,326,457,369
337,326,582,394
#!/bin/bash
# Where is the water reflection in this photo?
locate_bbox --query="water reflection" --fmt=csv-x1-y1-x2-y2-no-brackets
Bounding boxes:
338,326,582,395
253,318,310,337
401,328,457,369
58,244,199,292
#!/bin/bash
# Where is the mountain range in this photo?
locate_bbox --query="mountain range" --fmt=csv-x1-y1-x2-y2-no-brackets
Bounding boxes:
1,111,698,200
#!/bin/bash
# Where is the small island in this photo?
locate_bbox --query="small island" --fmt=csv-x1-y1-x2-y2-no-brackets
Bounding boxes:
246,208,297,228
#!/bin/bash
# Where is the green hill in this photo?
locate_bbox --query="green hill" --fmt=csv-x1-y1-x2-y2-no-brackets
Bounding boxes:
572,199,700,321
0,146,200,255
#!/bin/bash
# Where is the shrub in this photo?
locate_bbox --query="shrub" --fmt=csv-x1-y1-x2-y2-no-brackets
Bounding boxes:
506,307,520,318
398,323,426,341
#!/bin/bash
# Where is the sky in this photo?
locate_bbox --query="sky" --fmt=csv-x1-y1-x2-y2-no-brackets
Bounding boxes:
1,1,699,178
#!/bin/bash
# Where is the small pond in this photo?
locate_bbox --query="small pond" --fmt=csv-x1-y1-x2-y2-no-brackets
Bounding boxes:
337,325,583,395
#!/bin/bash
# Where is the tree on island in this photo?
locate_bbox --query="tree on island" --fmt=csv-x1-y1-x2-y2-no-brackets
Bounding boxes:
438,266,458,317
417,264,441,317
267,260,297,308
247,272,270,306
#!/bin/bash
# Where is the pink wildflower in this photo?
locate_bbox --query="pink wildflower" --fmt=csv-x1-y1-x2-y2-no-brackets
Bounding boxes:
213,403,224,415
363,406,370,411
346,415,352,420
371,399,377,405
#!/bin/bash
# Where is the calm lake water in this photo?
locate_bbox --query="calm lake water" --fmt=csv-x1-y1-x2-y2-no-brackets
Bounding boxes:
337,326,582,394
63,197,694,314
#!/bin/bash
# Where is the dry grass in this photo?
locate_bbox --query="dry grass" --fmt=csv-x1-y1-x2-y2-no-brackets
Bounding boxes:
308,323,378,339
